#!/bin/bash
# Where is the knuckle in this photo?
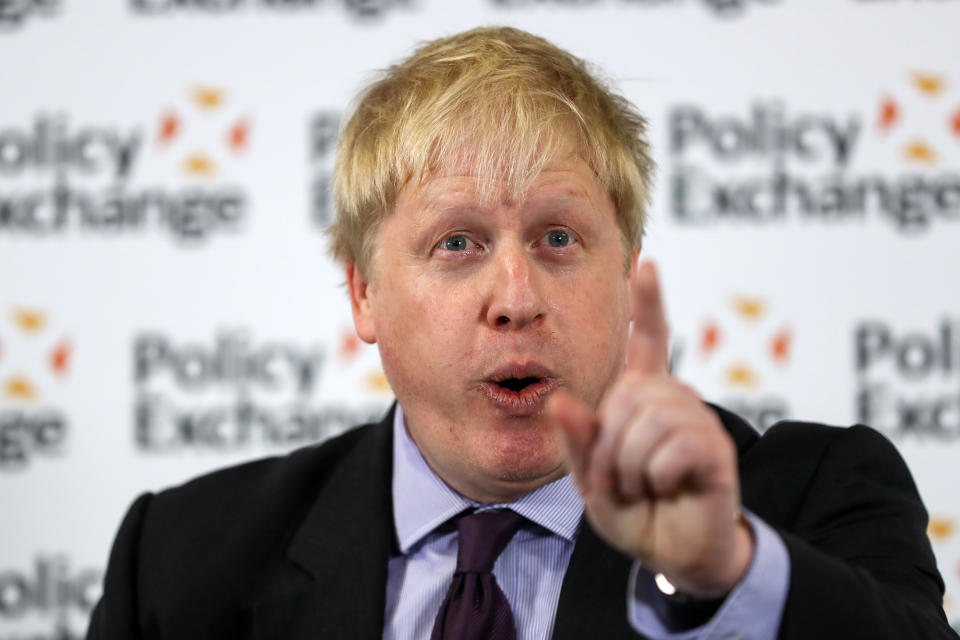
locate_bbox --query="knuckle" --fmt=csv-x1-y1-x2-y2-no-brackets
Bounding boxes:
675,430,704,458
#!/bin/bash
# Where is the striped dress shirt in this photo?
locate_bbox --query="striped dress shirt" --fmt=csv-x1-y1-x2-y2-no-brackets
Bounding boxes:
383,405,788,640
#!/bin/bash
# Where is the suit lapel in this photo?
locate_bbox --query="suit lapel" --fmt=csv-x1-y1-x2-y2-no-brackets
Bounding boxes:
552,521,641,639
710,402,760,457
251,408,396,640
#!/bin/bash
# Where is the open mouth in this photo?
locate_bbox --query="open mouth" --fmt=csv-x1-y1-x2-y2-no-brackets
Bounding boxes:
481,365,556,415
496,377,542,392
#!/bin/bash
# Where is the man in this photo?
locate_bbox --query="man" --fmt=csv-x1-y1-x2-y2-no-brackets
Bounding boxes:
87,27,957,639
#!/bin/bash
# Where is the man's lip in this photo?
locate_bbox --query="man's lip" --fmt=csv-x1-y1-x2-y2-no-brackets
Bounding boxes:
479,362,557,416
486,361,555,382
478,379,556,416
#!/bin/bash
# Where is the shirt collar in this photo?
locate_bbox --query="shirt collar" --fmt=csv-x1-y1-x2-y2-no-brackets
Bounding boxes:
391,404,584,554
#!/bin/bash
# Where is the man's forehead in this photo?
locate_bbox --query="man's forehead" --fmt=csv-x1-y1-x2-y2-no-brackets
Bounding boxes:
404,157,605,212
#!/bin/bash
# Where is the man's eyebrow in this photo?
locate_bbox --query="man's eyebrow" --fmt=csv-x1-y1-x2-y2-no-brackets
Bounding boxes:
427,197,482,215
414,182,484,214
410,178,601,220
527,192,590,208
524,191,599,218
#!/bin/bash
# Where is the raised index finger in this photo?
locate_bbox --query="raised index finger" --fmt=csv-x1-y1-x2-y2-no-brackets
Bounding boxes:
627,261,670,376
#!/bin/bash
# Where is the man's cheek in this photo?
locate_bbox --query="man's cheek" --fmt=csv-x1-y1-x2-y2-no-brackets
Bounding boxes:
580,284,630,334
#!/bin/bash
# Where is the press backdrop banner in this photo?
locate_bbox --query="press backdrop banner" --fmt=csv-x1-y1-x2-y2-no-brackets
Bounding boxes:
2,1,960,636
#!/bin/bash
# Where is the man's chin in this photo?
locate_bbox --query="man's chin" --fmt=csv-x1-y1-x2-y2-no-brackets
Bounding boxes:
497,465,567,489
473,453,568,501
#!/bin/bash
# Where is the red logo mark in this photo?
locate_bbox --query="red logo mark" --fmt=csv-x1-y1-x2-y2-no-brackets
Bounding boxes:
50,339,71,377
770,328,792,364
878,97,899,133
699,321,721,357
158,111,179,145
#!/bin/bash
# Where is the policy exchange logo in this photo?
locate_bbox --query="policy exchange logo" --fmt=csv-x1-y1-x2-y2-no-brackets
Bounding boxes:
0,85,252,243
667,70,960,232
672,295,793,432
156,86,252,181
0,307,72,468
132,327,389,453
876,71,960,167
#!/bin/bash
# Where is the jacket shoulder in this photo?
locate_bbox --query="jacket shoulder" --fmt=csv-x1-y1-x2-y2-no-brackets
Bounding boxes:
152,420,375,513
739,418,916,529
135,417,389,585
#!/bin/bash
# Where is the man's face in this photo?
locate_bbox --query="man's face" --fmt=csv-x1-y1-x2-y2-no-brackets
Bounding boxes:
348,157,636,502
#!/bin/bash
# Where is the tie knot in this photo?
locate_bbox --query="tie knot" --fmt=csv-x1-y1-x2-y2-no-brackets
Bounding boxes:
455,509,524,574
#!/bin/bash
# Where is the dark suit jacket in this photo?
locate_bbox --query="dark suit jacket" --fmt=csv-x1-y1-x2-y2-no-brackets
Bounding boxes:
86,405,957,639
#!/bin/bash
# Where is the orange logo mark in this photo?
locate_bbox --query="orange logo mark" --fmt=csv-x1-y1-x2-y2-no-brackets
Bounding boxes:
12,308,46,333
699,321,721,357
157,111,180,145
724,363,758,388
911,71,945,97
904,140,938,165
50,339,71,376
877,97,899,133
157,88,251,180
184,152,216,177
192,86,225,110
928,517,957,542
366,370,392,393
732,296,766,321
770,328,792,364
5,375,37,401
877,71,960,166
690,294,794,392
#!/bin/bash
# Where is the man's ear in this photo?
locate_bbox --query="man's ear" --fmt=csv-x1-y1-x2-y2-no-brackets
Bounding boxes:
347,261,377,344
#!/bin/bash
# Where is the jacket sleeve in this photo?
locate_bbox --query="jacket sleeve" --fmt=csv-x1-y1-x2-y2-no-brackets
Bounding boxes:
772,425,957,639
86,493,154,640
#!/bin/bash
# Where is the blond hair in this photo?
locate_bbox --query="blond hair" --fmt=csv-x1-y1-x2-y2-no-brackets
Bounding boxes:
328,26,654,274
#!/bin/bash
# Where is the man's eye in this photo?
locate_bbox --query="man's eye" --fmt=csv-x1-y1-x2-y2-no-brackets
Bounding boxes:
441,235,472,251
545,230,572,247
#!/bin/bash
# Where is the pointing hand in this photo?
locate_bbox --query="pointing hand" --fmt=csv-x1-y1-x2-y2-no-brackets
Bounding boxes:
547,262,753,597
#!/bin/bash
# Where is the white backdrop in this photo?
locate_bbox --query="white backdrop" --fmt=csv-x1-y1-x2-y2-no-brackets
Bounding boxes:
2,0,959,636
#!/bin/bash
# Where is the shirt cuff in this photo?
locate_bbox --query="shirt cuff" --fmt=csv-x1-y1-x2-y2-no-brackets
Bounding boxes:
626,510,790,640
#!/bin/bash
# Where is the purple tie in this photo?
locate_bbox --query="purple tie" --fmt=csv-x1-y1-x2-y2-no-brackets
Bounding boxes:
431,509,525,640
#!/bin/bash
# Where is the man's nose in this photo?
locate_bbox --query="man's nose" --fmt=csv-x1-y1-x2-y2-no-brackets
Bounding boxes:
483,244,546,330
